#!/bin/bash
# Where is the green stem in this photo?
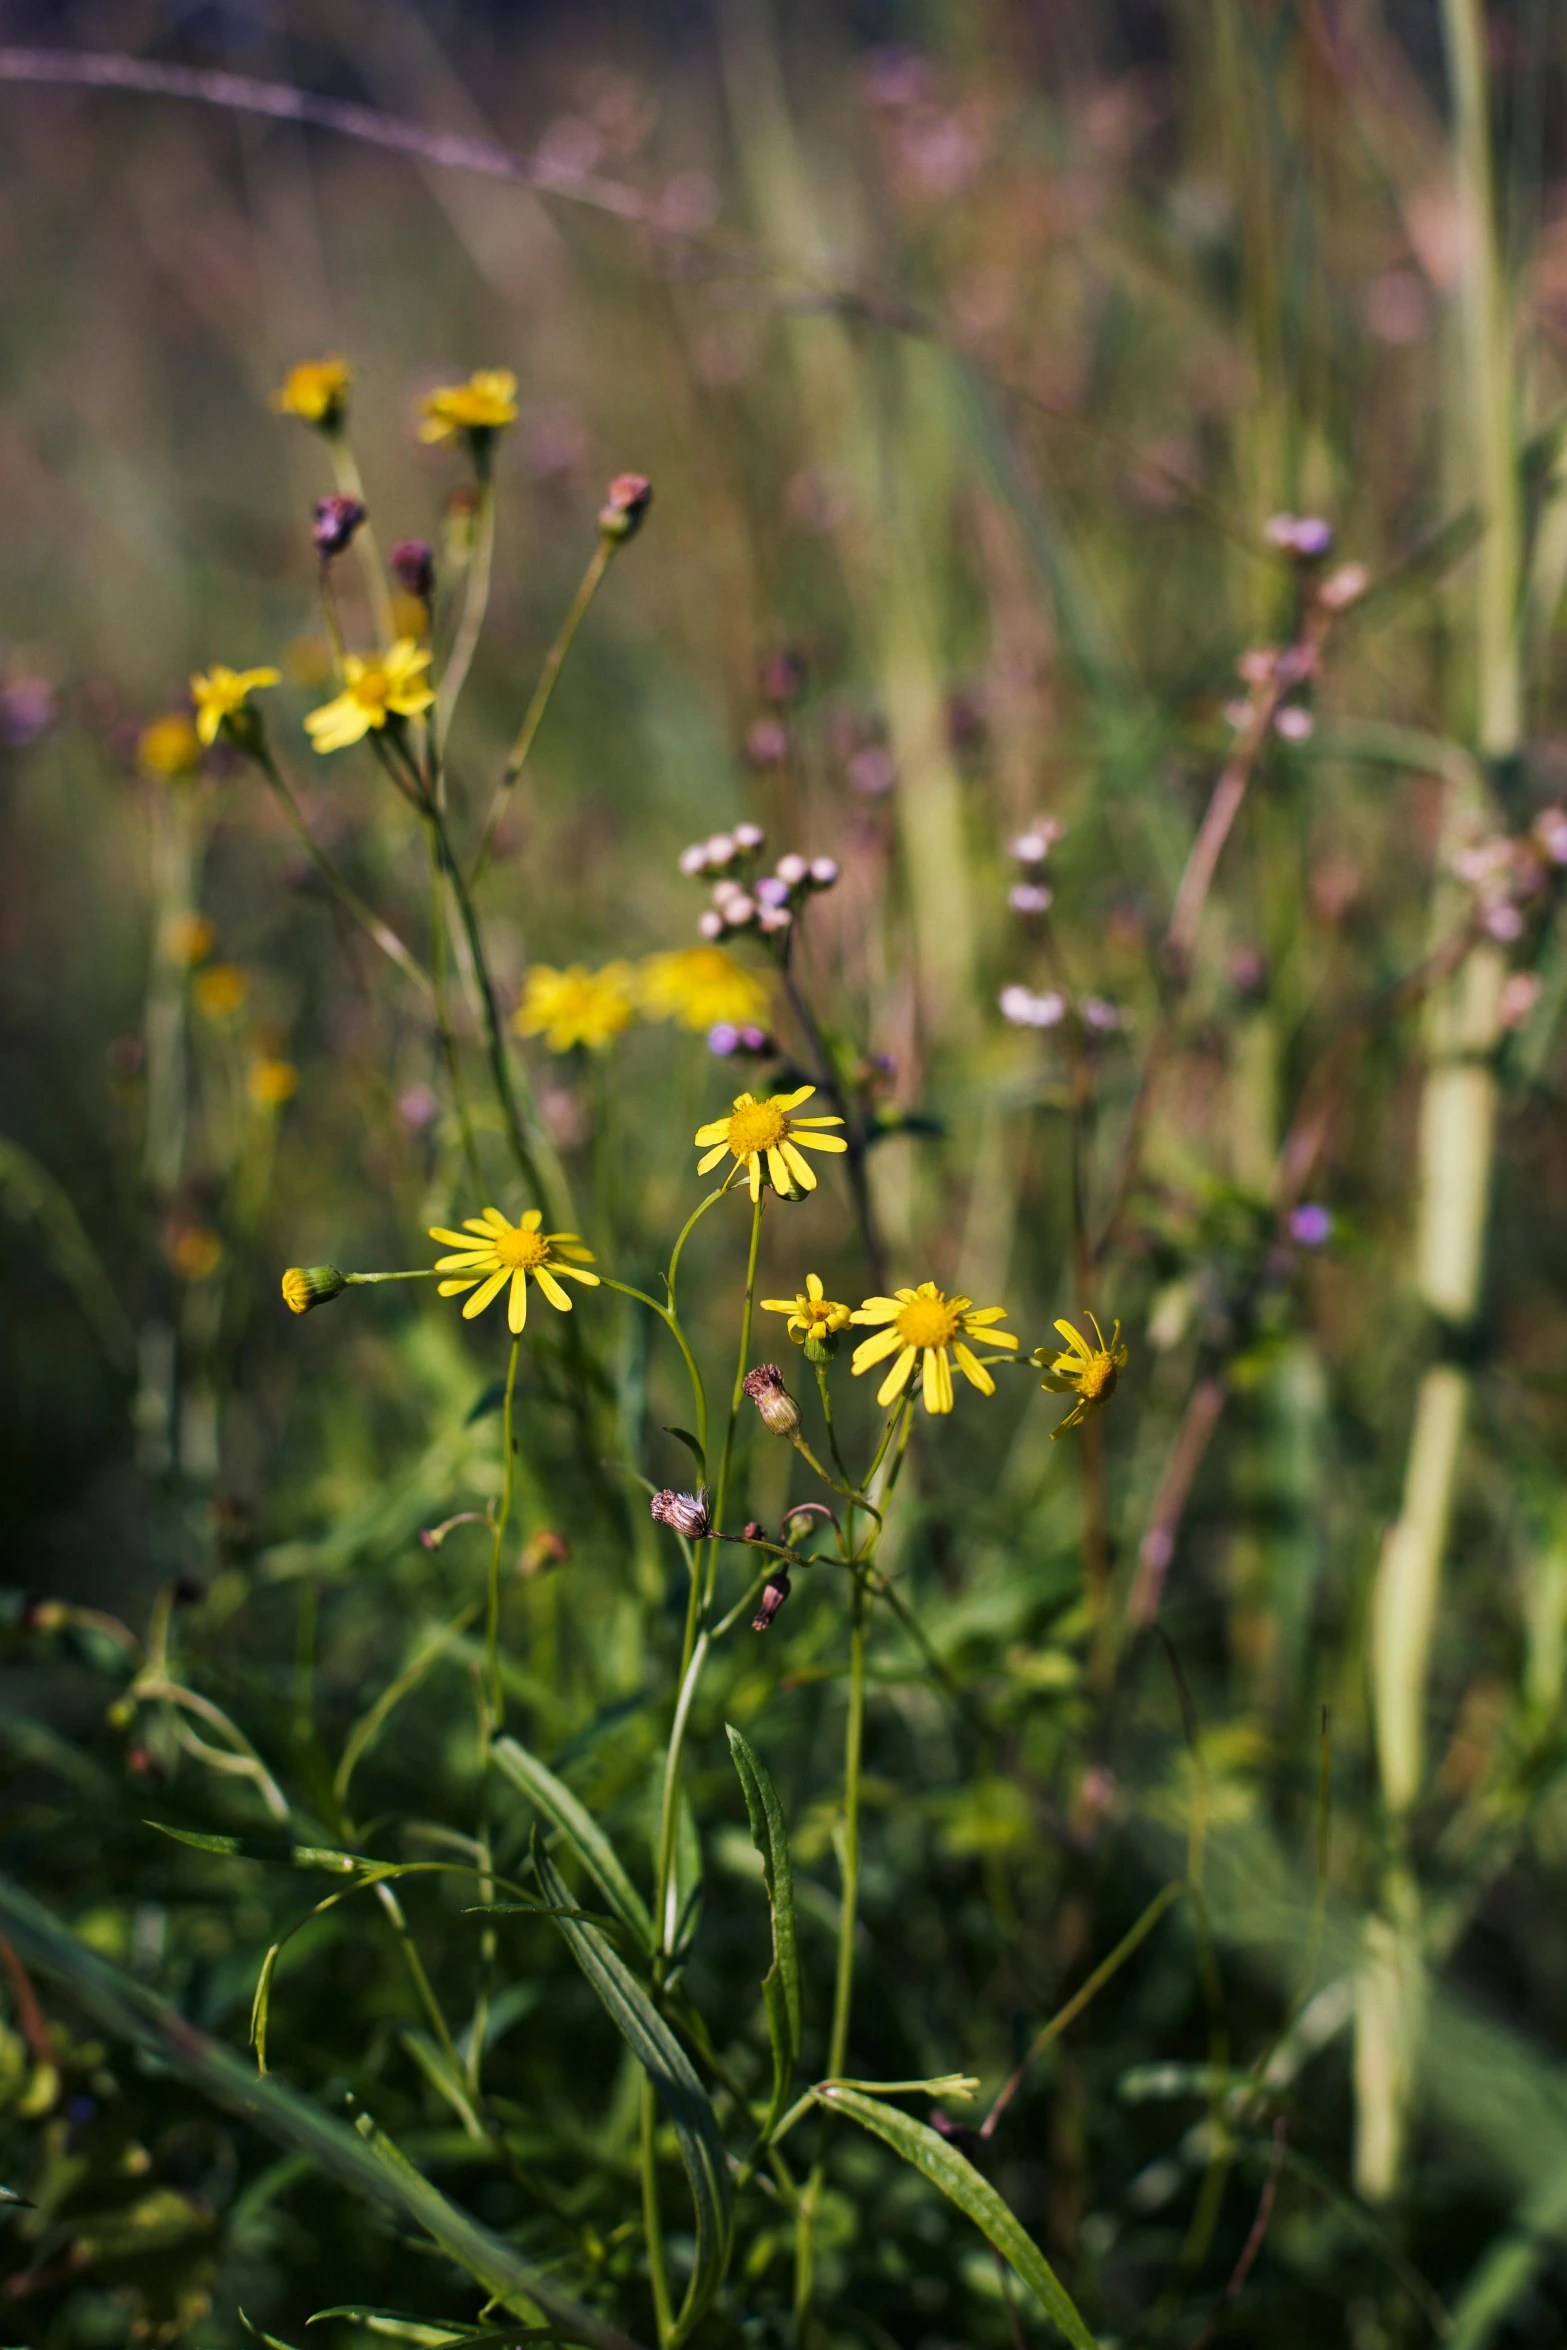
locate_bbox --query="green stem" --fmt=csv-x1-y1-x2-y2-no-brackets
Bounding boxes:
600,1277,709,1468
485,1338,522,1728
327,431,396,649
425,822,486,1198
252,743,433,997
437,474,496,740
707,1192,764,1605
472,535,616,889
666,1185,729,1322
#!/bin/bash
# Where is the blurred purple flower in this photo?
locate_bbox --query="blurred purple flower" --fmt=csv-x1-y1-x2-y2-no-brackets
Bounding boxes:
1289,1203,1333,1247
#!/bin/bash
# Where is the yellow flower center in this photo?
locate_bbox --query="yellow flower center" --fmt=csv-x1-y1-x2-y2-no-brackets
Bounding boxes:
727,1100,791,1157
802,1297,839,1327
491,1225,551,1270
353,666,391,715
895,1293,962,1350
1077,1352,1118,1400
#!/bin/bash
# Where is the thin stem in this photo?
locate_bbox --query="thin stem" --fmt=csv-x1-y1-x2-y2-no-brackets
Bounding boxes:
827,1579,867,2080
485,1338,522,1728
653,1630,709,1962
600,1278,710,1467
252,743,433,996
437,475,496,740
666,1185,729,1322
424,822,486,1198
707,1192,764,1605
472,535,616,888
778,953,886,1292
326,433,396,648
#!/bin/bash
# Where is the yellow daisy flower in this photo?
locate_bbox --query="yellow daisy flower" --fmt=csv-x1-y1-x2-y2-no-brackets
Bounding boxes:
137,713,202,778
1033,1315,1128,1439
418,368,519,445
305,640,434,753
850,1283,1018,1416
694,1086,846,1203
762,1273,853,1346
191,664,280,747
515,962,638,1053
429,1207,600,1335
248,1058,299,1107
192,964,249,1018
272,356,351,430
638,946,771,1033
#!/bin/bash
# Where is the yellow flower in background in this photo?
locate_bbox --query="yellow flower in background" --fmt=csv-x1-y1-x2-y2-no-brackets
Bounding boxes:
137,713,202,778
191,664,280,747
418,368,518,445
272,356,351,429
193,964,249,1018
305,640,434,753
169,1226,224,1282
248,1058,299,1107
429,1207,600,1336
1034,1314,1128,1439
639,946,771,1033
515,962,638,1053
165,913,217,967
762,1273,853,1347
851,1284,1018,1415
694,1086,846,1203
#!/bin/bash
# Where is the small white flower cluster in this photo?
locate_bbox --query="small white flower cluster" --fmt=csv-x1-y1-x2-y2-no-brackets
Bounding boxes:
678,826,839,939
998,986,1124,1034
1007,818,1063,915
1451,808,1567,946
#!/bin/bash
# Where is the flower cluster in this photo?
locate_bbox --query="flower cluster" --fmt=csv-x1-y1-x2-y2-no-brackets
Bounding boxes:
1450,809,1567,945
1007,818,1062,916
678,826,840,940
998,985,1124,1034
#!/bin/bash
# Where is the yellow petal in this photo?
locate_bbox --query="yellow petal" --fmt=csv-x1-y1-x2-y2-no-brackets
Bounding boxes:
429,1226,479,1247
967,1323,1018,1351
953,1342,995,1396
694,1119,731,1146
521,1209,543,1230
697,1143,729,1175
535,1267,572,1311
748,1152,763,1202
434,1250,496,1273
851,1297,902,1325
508,1269,528,1334
761,1297,795,1315
550,1262,599,1286
805,1272,824,1300
793,1130,847,1154
1055,1319,1093,1358
852,1324,904,1372
779,1141,818,1192
877,1346,917,1408
772,1085,815,1111
462,1267,509,1319
438,1277,481,1297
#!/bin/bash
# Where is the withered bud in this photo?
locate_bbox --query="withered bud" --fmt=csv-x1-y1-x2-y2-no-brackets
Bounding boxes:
390,538,436,602
519,1528,570,1578
742,1363,802,1438
312,495,366,559
281,1265,347,1315
930,2109,985,2157
743,1520,767,1542
599,472,652,542
752,1568,792,1632
650,1487,712,1540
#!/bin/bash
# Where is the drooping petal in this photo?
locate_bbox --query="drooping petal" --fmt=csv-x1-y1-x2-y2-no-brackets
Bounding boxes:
766,1147,791,1196
697,1143,729,1175
953,1342,995,1395
852,1323,904,1372
779,1141,818,1191
462,1266,510,1320
747,1152,763,1202
534,1267,573,1312
508,1270,528,1334
877,1346,917,1407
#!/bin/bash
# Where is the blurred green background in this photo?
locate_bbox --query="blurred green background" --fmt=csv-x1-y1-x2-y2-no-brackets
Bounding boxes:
6,2,1567,2345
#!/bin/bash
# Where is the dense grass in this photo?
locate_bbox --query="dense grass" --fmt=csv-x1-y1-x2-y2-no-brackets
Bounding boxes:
5,4,1567,2345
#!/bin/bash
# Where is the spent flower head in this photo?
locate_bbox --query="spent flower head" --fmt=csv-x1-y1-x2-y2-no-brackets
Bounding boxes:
851,1284,1018,1414
190,664,280,749
312,495,366,559
598,472,653,542
1033,1313,1128,1439
272,356,351,431
742,1363,802,1436
694,1086,846,1202
305,640,433,753
650,1488,712,1540
515,962,637,1053
429,1207,599,1336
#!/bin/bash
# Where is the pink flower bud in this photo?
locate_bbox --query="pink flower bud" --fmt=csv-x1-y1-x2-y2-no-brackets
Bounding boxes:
809,856,840,887
732,821,765,852
775,853,809,887
679,843,711,876
698,909,725,940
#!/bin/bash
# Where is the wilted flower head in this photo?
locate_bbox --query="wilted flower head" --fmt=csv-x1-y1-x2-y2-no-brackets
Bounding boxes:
598,471,652,541
650,1488,712,1540
312,494,366,559
752,1567,792,1632
741,1362,803,1436
1033,1314,1128,1439
272,356,351,431
390,539,436,603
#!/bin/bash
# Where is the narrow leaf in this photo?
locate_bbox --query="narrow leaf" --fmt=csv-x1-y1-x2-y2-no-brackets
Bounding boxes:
149,1823,361,1873
815,2085,1098,2350
537,1852,731,2331
335,1603,480,1817
726,1725,801,2139
308,2316,567,2348
661,1425,707,1478
493,1737,653,1948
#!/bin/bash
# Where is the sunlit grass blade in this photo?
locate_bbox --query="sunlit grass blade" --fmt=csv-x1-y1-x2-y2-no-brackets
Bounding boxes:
726,1724,800,2142
493,1736,653,1948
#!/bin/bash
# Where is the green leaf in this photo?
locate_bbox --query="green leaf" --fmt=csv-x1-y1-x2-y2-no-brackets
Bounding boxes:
537,1851,731,2331
308,2314,569,2348
725,1725,800,2139
492,1737,653,1948
242,2311,307,2350
814,2085,1098,2350
661,1425,707,1479
148,1823,363,1873
335,1603,481,1818
399,2027,484,2138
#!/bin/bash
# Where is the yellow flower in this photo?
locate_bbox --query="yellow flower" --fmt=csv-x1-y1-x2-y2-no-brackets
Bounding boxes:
190,664,280,747
170,1226,224,1282
305,640,434,753
515,962,638,1053
165,913,217,966
137,713,202,778
850,1283,1018,1416
248,1058,299,1107
1033,1315,1128,1439
429,1207,600,1336
694,1086,846,1203
418,368,518,445
272,356,351,429
193,964,249,1018
637,946,771,1033
762,1273,853,1346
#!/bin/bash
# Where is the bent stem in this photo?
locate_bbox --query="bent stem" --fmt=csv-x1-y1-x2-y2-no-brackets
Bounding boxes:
472,533,616,889
437,473,496,740
327,429,396,648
